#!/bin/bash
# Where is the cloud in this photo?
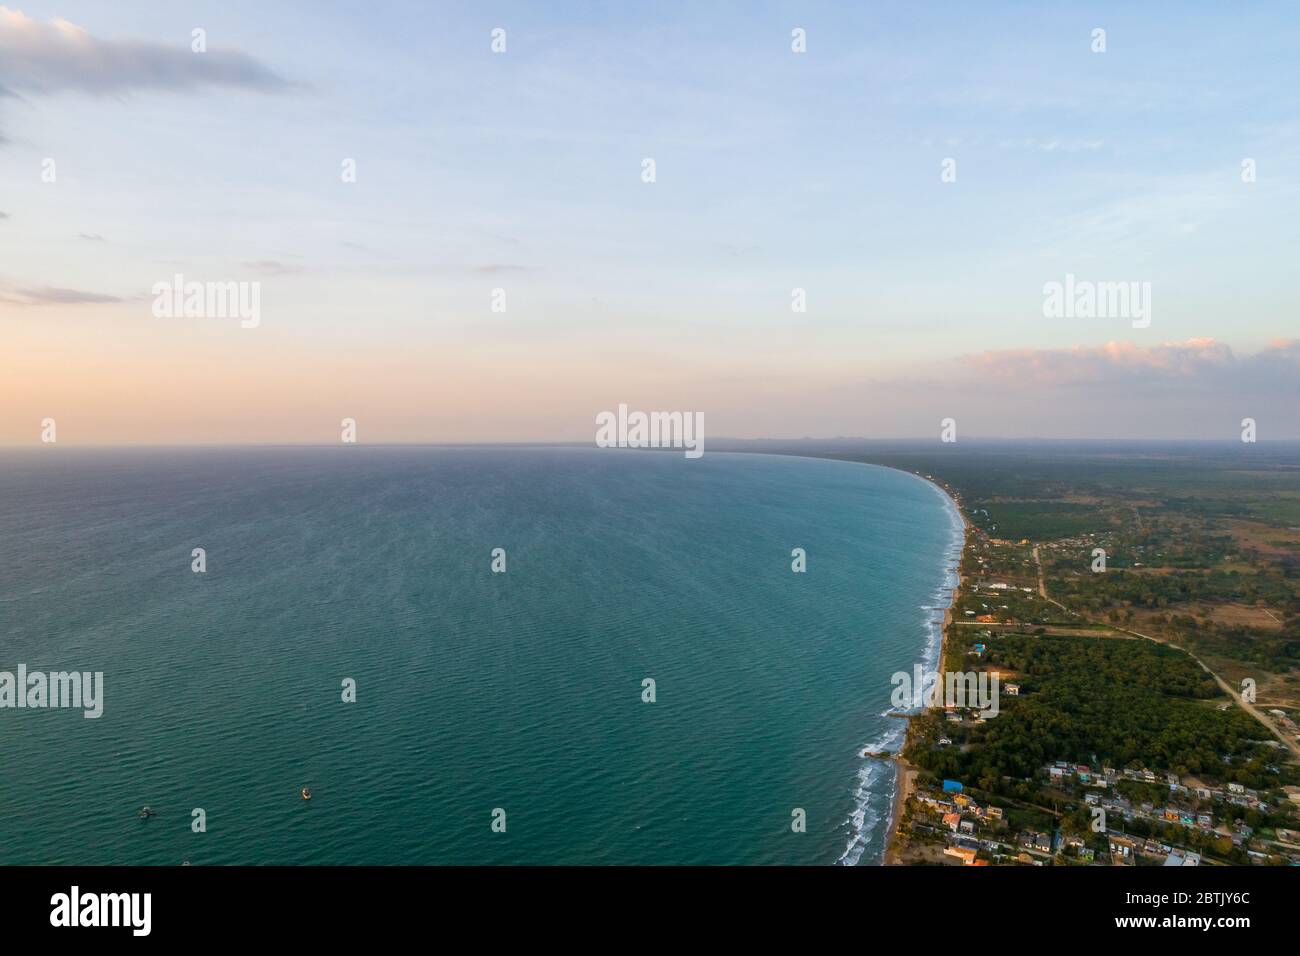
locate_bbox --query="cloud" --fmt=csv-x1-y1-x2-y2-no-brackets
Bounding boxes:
0,210,8,219
0,283,121,305
996,137,1105,153
805,338,1300,438
425,263,528,277
0,7,290,98
243,259,302,276
960,338,1300,394
78,231,105,241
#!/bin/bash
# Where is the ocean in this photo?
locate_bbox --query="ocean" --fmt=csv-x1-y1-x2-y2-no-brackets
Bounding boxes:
0,446,961,865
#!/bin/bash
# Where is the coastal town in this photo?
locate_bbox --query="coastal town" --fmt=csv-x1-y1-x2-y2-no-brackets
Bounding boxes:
871,450,1300,867
895,757,1300,867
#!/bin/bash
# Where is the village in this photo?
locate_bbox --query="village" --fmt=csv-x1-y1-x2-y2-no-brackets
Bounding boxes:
888,470,1300,867
897,749,1300,867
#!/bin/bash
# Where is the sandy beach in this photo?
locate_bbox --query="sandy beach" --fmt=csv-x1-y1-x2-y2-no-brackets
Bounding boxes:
882,478,967,865
883,755,918,865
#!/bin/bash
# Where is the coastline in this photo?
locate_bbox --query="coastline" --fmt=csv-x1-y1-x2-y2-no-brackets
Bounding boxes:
706,451,970,867
882,474,968,866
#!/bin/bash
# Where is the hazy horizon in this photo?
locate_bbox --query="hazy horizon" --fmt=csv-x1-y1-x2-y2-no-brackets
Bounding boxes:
4,436,1300,450
3,2,1298,443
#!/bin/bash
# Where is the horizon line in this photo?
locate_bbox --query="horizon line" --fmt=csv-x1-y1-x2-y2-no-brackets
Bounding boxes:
4,437,1300,450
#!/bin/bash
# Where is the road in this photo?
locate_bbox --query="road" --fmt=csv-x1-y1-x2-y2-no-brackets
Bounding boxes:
1032,545,1072,615
1031,544,1300,761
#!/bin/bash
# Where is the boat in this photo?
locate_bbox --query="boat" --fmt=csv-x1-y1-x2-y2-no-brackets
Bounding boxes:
301,788,312,801
138,806,155,819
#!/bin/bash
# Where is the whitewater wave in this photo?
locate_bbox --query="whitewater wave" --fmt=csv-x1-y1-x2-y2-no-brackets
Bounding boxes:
837,474,965,865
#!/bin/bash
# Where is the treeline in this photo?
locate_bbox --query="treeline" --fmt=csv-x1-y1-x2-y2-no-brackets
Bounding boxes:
1180,625,1300,674
909,634,1284,791
1053,567,1296,610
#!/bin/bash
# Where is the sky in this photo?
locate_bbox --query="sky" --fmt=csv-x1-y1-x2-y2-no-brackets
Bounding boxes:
1,1,1297,444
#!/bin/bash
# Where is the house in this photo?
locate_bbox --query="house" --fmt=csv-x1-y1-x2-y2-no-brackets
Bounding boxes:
942,779,963,793
944,846,978,865
1228,782,1245,795
1019,831,1051,853
942,813,961,832
959,820,976,836
971,644,986,655
1164,850,1201,867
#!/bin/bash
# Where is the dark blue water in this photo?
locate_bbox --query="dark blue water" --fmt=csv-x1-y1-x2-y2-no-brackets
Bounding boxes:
0,447,959,864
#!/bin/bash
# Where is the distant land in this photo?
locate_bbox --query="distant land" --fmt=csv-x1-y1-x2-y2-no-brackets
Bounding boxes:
710,437,1300,866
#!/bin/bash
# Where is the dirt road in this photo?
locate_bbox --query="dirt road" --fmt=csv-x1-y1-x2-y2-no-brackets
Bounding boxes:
1031,545,1300,760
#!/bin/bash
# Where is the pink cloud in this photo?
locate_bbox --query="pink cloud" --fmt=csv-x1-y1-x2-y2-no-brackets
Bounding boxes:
958,337,1298,387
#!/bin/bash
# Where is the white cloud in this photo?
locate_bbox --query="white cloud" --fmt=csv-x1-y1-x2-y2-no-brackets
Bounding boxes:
0,6,289,98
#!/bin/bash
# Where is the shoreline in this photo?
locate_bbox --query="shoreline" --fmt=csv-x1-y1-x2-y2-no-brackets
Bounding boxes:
881,473,968,866
672,450,970,867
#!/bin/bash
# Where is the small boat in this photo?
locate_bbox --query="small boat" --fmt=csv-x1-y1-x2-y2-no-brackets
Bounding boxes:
301,788,312,801
138,806,155,819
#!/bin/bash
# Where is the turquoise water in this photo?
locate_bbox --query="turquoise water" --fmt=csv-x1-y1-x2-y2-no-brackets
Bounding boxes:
0,447,960,865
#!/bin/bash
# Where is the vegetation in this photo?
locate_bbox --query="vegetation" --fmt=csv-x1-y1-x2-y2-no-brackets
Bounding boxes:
908,633,1280,789
717,439,1300,864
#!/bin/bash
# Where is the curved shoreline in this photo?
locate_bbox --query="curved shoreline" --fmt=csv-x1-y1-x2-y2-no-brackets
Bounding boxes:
879,471,968,866
631,449,972,866
742,453,971,866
